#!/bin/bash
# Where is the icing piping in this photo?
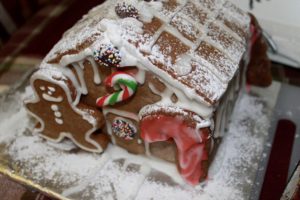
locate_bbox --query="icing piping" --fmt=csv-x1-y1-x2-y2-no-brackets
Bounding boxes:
133,66,146,84
87,57,101,85
103,108,139,122
54,111,62,118
147,81,213,119
51,104,59,111
72,62,88,95
42,94,63,102
48,86,56,92
25,1,251,185
55,118,64,125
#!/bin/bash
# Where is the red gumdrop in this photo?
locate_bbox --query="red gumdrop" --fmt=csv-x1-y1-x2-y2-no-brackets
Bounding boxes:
140,114,210,185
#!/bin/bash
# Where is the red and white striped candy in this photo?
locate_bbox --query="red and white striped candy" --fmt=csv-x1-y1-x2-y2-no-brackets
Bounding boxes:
96,71,138,107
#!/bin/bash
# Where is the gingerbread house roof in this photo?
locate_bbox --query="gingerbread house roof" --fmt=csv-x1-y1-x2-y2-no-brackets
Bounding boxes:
42,0,251,106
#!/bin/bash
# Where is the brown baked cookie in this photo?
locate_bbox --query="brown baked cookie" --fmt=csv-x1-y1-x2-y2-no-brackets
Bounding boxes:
25,69,109,153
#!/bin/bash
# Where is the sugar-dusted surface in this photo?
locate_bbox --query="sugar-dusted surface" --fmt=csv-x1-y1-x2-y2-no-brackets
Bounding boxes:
0,88,272,200
39,0,251,106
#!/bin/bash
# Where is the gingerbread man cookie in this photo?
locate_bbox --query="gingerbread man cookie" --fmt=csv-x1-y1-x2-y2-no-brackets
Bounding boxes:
25,68,109,153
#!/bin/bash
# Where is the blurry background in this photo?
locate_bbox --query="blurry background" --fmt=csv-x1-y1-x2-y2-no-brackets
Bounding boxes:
0,0,52,46
231,0,300,68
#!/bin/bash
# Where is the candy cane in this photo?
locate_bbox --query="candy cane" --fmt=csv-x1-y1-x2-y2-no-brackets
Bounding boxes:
96,72,138,107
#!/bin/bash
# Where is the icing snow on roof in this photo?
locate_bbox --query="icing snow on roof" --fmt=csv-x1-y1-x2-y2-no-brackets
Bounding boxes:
42,0,250,106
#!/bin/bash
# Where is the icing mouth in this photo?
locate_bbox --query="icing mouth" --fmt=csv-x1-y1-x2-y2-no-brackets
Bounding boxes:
42,94,63,102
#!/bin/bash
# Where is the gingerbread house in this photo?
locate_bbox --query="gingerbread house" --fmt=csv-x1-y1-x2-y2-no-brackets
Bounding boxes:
25,0,270,185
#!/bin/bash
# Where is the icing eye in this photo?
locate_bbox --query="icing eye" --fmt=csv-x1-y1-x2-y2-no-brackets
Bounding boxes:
94,44,122,68
115,2,139,19
48,86,56,92
40,86,46,91
112,118,137,140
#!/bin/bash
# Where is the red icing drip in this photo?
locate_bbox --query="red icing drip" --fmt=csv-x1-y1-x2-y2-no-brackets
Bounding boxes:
140,114,210,185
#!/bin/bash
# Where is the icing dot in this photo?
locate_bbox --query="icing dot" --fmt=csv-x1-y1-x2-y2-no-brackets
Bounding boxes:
40,86,45,91
48,91,53,95
112,118,136,140
174,55,192,76
55,118,63,125
51,105,59,111
54,111,62,118
115,2,139,19
48,87,56,92
94,44,122,68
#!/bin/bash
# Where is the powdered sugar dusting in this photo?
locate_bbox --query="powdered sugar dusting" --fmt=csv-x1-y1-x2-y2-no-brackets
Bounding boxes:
0,91,271,200
8,134,104,186
36,0,250,107
171,14,202,42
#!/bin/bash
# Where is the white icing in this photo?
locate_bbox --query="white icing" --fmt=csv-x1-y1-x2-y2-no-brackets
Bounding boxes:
87,57,101,85
51,104,59,111
148,81,213,118
54,111,62,118
103,108,139,122
40,86,45,91
27,0,251,155
42,94,63,102
58,66,82,106
72,62,88,95
105,120,116,144
173,55,193,76
60,48,93,67
55,118,64,125
140,24,166,54
195,118,211,130
48,87,56,92
38,0,249,108
134,66,146,84
119,47,139,67
8,92,270,199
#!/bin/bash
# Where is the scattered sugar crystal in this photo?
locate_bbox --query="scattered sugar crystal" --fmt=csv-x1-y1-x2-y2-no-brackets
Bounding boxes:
0,90,271,200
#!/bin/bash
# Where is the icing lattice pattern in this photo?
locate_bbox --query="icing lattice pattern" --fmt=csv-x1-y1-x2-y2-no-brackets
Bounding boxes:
41,0,250,106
